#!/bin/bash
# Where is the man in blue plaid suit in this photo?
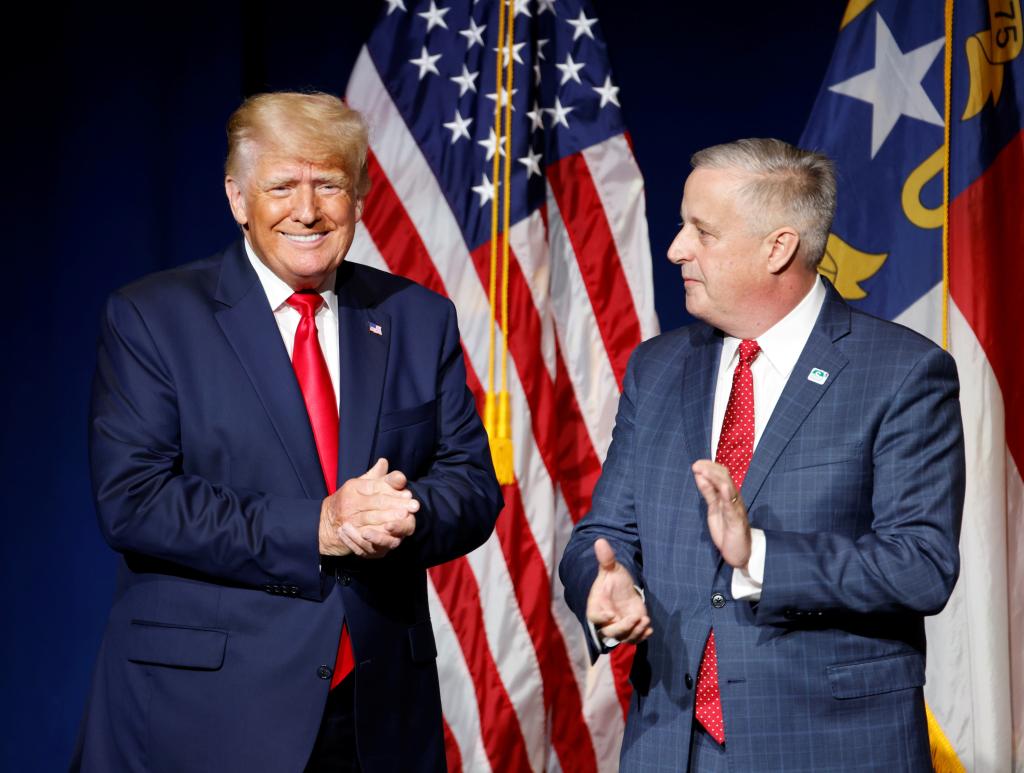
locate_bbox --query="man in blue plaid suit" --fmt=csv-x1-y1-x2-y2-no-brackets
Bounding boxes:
559,138,965,772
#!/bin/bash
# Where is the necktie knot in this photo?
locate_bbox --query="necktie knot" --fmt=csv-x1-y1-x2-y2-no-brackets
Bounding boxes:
286,292,324,318
738,339,761,366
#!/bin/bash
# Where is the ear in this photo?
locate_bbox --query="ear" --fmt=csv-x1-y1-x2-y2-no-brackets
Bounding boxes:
224,176,249,228
763,226,800,274
354,196,364,222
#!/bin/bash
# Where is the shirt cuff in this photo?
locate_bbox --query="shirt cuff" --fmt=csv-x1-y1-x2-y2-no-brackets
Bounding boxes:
731,528,765,601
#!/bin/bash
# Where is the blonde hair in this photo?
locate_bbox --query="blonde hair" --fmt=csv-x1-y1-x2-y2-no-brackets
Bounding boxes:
225,91,371,200
691,138,835,268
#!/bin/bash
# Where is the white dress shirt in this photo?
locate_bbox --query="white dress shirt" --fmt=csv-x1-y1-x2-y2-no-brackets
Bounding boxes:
244,240,341,407
717,278,826,599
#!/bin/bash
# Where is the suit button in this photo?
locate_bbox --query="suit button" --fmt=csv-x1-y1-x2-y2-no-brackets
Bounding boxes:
783,609,796,619
685,673,694,689
711,592,726,609
317,665,332,680
289,586,299,596
338,573,351,586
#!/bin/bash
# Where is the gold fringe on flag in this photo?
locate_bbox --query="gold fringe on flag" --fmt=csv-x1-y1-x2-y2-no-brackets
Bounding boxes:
484,0,516,484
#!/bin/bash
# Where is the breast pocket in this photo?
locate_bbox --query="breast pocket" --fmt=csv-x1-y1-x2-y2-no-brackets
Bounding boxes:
376,400,437,476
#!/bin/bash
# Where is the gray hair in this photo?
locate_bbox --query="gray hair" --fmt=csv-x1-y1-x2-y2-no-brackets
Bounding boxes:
691,138,836,268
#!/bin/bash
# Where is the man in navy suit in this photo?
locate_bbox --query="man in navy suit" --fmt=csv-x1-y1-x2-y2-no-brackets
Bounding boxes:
74,92,502,772
559,138,964,771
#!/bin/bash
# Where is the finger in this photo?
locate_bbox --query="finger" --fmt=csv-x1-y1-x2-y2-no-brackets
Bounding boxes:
593,538,618,572
359,458,389,479
693,471,720,507
598,613,644,642
622,615,653,644
360,526,401,551
340,523,374,556
384,469,408,490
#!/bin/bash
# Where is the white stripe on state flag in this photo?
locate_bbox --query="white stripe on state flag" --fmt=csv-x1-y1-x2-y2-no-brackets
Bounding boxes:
921,299,1015,772
544,190,621,462
580,137,659,341
426,579,492,773
893,286,1017,771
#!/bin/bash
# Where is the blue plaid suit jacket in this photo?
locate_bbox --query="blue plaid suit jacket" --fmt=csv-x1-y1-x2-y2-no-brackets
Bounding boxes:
559,279,965,772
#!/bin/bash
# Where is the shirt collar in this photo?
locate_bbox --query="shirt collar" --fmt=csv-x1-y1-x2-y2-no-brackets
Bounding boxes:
243,238,338,316
722,277,826,378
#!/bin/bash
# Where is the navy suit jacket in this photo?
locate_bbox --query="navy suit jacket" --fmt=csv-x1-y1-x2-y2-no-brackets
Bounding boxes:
74,242,502,772
559,280,965,772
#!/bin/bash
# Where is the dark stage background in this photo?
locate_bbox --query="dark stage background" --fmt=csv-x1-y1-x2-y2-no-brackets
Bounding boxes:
1,2,844,768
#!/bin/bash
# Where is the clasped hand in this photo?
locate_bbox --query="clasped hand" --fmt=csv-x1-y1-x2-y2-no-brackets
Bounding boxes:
319,458,419,558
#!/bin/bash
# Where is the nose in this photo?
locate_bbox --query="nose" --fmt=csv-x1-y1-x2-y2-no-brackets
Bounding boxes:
291,184,319,225
667,225,692,265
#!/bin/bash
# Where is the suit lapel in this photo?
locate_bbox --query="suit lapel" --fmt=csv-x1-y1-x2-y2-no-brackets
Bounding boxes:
742,281,851,506
214,242,327,499
335,264,390,485
680,325,722,464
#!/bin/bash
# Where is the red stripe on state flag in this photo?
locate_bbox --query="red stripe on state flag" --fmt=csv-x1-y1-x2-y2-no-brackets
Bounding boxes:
948,128,1024,468
494,482,599,772
547,152,643,389
430,557,532,773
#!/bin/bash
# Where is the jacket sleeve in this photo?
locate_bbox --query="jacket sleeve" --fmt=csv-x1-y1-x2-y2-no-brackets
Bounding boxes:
755,345,965,623
89,291,326,599
401,299,503,568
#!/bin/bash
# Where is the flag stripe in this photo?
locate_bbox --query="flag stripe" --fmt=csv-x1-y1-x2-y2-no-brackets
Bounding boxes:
543,200,621,462
430,556,533,772
580,136,659,341
547,152,643,388
948,128,1024,470
493,483,599,772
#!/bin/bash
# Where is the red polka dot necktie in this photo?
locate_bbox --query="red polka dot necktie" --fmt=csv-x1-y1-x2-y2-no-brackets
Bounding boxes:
695,338,761,744
286,292,355,689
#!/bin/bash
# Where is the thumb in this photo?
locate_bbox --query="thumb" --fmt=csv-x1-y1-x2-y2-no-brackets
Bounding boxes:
361,457,390,479
593,538,618,572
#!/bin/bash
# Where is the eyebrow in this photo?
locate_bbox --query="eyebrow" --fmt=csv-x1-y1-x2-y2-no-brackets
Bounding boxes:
260,172,349,189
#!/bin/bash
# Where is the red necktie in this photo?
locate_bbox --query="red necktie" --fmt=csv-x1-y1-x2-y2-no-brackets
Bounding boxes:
286,292,354,689
695,338,761,744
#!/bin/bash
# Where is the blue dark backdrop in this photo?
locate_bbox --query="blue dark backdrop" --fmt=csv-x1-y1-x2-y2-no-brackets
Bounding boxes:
1,2,843,768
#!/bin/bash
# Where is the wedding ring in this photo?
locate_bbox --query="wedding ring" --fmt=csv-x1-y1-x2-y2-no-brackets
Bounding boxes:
729,495,739,504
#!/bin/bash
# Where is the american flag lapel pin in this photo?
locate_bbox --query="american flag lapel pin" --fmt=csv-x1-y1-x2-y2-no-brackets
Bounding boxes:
368,322,383,336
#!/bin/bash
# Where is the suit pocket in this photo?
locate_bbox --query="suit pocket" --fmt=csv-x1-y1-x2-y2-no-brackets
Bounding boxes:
127,619,227,670
379,400,437,432
777,441,863,471
408,621,438,663
827,651,924,699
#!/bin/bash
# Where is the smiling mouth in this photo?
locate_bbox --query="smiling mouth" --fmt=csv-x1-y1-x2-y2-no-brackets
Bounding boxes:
281,233,327,243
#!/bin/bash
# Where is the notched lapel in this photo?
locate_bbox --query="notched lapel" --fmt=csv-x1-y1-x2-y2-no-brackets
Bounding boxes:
336,272,389,485
214,247,327,500
742,285,851,507
680,328,722,465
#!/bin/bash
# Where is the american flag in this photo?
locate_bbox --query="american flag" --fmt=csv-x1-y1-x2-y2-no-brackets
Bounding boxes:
345,0,658,769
